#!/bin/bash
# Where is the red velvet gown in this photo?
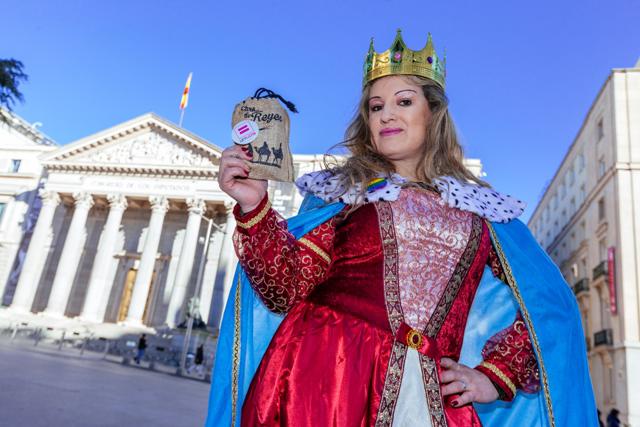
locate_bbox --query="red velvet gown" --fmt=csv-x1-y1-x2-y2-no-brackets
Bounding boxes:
233,187,539,427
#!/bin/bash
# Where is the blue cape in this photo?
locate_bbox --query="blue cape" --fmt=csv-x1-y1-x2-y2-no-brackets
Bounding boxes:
206,198,597,427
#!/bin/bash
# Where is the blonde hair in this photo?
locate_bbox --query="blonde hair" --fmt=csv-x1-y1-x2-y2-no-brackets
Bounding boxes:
325,75,489,203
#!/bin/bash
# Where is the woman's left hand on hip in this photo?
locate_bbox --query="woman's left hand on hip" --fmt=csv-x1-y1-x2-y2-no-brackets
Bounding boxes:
439,357,499,406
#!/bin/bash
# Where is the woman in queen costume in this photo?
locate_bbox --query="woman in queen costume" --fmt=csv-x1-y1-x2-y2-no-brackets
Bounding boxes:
206,30,597,427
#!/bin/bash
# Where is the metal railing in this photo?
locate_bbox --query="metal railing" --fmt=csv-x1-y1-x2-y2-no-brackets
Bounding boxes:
592,261,608,281
593,329,613,347
573,278,590,295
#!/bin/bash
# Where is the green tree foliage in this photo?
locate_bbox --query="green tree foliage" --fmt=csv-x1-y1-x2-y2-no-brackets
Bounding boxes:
0,59,28,110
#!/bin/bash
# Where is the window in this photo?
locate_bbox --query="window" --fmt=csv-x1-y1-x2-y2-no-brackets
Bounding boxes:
0,202,5,223
598,197,606,222
599,286,610,329
598,158,606,178
570,197,576,215
560,183,566,199
571,263,579,280
606,360,614,402
594,288,605,331
576,153,585,172
10,159,21,173
579,184,586,204
544,206,550,223
581,310,589,343
551,194,558,209
567,168,575,186
597,118,604,141
599,238,607,261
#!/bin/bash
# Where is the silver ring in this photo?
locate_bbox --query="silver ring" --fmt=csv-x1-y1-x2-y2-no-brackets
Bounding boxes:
460,380,468,391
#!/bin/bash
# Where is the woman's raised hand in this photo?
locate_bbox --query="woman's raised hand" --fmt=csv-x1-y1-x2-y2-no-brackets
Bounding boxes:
218,145,268,213
439,358,499,407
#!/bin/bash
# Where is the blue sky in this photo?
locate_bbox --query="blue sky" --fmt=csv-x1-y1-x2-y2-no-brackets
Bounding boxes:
2,0,639,221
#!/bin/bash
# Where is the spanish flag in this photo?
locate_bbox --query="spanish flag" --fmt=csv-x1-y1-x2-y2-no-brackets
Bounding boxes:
179,72,193,110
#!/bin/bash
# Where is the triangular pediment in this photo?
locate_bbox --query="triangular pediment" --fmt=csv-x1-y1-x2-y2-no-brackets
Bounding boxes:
42,113,223,176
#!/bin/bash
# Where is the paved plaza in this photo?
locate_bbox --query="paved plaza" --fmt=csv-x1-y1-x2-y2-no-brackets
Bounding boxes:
0,340,211,427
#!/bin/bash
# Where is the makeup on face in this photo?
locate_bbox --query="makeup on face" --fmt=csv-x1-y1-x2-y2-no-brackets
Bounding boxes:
366,76,432,178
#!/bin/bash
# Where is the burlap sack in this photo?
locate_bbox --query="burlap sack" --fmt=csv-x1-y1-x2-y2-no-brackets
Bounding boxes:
231,88,297,182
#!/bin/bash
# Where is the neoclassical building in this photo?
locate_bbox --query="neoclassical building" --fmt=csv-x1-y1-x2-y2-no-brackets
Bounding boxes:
1,110,484,337
3,113,241,331
528,60,640,425
0,112,336,334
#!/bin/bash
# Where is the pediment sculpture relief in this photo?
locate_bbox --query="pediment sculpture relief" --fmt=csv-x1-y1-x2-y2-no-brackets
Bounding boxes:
73,133,215,167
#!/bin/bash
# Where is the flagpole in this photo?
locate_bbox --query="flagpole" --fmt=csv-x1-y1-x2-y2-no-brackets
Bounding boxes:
179,108,186,128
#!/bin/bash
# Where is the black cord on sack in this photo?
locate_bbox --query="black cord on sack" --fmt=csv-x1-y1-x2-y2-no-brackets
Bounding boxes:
253,88,299,113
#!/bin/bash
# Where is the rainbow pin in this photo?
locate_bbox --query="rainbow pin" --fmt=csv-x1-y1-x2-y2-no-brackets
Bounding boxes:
367,177,388,192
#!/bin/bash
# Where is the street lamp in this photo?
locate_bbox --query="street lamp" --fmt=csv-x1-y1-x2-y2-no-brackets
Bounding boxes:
178,213,224,375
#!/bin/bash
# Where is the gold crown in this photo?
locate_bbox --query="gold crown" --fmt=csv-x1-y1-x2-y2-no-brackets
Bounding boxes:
363,29,446,89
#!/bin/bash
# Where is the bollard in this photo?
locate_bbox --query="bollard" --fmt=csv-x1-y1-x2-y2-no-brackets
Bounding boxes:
102,340,110,360
33,328,42,347
10,324,18,342
80,338,87,356
58,331,66,351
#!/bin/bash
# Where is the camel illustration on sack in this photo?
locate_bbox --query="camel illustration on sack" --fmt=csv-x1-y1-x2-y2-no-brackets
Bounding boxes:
251,141,284,166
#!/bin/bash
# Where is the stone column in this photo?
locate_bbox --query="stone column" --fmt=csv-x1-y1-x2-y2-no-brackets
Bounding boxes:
79,194,128,322
123,196,169,326
200,226,225,325
214,202,237,328
165,198,205,327
42,192,94,317
10,190,60,313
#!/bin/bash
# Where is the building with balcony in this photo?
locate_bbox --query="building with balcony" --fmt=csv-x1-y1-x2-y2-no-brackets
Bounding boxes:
528,60,640,425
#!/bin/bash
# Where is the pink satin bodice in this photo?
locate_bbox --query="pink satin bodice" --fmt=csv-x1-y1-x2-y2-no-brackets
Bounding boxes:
391,188,473,330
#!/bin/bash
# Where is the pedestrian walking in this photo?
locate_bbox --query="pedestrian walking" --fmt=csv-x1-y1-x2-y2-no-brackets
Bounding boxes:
607,408,621,427
134,333,147,364
188,344,205,376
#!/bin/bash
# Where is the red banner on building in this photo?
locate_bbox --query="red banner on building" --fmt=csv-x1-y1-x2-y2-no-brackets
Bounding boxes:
608,247,617,315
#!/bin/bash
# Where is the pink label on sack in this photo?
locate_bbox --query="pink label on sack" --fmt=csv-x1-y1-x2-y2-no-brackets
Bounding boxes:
232,120,259,144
